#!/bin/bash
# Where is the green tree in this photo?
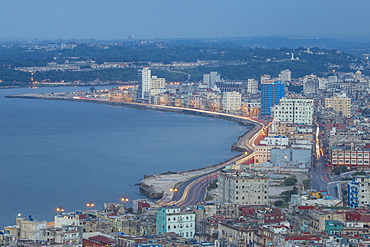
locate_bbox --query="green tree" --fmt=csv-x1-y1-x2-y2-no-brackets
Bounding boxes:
274,200,285,207
281,186,299,202
283,176,298,186
333,166,349,175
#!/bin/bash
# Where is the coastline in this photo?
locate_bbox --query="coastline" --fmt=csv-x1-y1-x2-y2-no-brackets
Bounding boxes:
6,93,264,204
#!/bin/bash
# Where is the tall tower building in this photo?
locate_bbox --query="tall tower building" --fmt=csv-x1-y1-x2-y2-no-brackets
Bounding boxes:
303,74,319,95
261,81,285,117
203,71,221,87
138,68,152,100
279,69,292,85
247,79,258,94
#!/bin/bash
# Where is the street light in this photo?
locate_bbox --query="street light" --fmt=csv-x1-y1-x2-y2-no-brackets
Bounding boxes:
55,206,64,214
120,197,129,203
170,188,179,192
86,201,95,209
169,188,179,205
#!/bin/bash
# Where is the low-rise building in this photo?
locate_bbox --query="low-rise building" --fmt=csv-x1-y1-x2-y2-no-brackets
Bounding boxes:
156,207,195,239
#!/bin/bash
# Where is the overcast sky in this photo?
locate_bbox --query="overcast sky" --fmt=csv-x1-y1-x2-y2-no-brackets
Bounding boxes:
0,0,369,40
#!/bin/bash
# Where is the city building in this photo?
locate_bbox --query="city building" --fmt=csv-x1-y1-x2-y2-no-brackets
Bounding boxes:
303,74,319,95
4,216,47,241
348,175,370,208
203,71,221,87
247,79,259,94
331,148,370,170
270,148,312,173
156,207,195,239
139,67,151,100
55,212,80,228
40,225,82,246
325,95,351,118
272,98,314,125
150,76,166,96
261,80,285,116
221,91,242,113
279,69,291,85
254,145,285,164
259,135,289,146
218,169,269,205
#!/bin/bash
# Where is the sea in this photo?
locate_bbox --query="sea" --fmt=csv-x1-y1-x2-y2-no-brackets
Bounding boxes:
0,85,246,227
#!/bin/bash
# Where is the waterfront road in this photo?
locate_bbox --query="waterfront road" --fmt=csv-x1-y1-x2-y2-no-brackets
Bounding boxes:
170,123,264,207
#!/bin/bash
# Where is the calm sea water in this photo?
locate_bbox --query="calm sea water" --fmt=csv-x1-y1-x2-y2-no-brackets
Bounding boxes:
0,85,246,227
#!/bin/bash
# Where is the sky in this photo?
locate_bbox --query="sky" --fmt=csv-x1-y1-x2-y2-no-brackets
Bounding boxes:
0,0,369,40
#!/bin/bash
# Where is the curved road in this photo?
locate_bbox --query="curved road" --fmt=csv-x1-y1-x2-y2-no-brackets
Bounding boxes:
170,119,265,207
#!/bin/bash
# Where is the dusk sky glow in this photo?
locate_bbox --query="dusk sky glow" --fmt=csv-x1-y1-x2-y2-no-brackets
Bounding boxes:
1,0,369,40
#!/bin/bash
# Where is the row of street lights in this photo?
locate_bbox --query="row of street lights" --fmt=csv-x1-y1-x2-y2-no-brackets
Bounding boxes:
55,197,130,213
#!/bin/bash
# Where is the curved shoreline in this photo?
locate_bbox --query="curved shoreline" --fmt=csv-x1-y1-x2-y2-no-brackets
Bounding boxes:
6,93,265,203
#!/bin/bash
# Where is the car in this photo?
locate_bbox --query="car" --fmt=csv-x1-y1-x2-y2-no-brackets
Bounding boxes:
326,164,330,167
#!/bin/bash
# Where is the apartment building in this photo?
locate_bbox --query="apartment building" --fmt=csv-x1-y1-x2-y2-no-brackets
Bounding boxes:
272,98,314,125
218,170,269,206
325,96,351,118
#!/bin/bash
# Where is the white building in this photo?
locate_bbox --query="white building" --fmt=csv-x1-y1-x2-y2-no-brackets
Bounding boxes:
279,69,291,85
203,71,221,87
156,207,195,239
318,77,328,90
218,169,269,205
140,67,151,100
150,76,166,96
247,79,259,94
221,91,241,113
260,135,289,146
303,74,319,95
55,212,80,228
272,98,314,125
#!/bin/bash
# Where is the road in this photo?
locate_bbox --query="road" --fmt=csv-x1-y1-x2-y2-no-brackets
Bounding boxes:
170,119,265,207
311,122,343,199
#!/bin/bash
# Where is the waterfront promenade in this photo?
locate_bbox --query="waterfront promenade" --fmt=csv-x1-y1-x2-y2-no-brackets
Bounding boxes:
6,92,266,206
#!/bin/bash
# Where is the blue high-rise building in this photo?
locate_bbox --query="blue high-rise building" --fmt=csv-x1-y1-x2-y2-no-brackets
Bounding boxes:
261,81,284,116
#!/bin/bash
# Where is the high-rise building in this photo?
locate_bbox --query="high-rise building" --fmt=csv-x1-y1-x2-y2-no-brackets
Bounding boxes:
325,96,351,117
218,170,269,206
221,91,242,113
247,79,258,94
303,74,319,95
279,69,292,85
272,98,314,125
150,76,166,96
203,71,221,87
261,81,284,116
139,68,151,100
